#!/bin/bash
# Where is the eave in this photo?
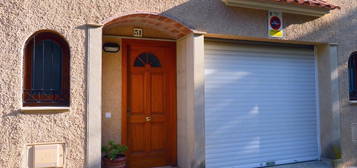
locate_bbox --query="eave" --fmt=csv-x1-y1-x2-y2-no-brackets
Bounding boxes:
222,0,333,17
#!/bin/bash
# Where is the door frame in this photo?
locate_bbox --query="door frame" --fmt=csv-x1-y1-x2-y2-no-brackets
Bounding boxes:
121,39,177,165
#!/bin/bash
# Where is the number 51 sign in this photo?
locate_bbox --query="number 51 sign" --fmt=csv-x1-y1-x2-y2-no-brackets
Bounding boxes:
268,11,283,38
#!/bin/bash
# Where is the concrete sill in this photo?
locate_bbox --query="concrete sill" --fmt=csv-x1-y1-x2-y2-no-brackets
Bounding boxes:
21,106,70,113
349,100,357,104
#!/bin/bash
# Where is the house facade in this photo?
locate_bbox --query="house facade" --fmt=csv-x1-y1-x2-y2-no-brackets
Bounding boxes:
1,0,357,168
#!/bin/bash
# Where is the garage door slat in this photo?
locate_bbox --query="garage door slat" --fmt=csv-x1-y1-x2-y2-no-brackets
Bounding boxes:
205,41,319,168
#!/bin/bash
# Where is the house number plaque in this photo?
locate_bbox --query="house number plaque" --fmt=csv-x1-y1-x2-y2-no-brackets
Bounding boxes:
133,28,143,37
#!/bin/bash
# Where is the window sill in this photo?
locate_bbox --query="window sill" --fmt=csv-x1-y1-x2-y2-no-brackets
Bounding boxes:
349,100,357,104
21,106,70,113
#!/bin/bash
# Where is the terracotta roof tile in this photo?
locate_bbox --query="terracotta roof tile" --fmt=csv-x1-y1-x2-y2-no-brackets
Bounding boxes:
269,0,340,9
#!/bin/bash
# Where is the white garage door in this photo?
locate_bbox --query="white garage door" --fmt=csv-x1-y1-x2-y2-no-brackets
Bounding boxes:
205,41,319,168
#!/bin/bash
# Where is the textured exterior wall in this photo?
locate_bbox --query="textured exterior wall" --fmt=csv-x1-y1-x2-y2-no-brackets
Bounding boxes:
1,0,357,167
102,37,122,146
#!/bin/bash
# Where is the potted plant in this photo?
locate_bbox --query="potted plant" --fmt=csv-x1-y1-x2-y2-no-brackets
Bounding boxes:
326,143,342,168
102,140,128,168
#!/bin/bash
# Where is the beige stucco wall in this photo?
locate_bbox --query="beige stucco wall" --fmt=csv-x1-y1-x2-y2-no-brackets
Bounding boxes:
1,0,357,167
102,37,122,145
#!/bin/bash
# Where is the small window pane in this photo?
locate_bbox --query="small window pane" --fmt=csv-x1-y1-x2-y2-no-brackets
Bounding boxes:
148,54,161,67
32,40,62,94
134,55,145,67
134,53,161,67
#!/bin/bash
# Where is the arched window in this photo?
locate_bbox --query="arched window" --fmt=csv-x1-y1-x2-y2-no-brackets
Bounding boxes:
134,53,161,67
349,52,357,100
23,31,70,106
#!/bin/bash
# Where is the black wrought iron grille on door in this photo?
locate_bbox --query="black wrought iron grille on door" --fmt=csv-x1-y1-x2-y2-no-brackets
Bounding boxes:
23,31,70,106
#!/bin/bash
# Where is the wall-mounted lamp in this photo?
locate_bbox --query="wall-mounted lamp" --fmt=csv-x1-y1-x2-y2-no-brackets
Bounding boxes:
103,43,120,53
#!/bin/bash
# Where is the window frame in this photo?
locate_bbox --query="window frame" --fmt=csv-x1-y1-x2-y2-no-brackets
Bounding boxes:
23,31,70,107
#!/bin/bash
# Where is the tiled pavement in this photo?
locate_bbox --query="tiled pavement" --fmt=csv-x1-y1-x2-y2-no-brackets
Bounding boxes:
153,160,332,168
266,160,332,168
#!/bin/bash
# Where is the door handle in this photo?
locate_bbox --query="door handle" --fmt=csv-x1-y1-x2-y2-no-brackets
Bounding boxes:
145,116,152,122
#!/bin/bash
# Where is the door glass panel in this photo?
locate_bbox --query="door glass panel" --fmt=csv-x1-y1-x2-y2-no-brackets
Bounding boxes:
134,53,161,67
134,56,145,67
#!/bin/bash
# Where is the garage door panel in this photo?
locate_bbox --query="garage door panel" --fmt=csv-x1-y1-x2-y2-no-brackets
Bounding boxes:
205,41,319,168
207,148,318,160
205,56,315,67
205,51,314,62
206,44,314,55
206,128,318,142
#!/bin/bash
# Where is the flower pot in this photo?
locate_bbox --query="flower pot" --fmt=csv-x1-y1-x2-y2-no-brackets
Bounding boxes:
332,159,343,168
103,156,127,168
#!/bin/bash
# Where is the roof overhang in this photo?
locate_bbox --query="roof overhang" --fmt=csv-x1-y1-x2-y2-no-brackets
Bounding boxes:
222,0,332,17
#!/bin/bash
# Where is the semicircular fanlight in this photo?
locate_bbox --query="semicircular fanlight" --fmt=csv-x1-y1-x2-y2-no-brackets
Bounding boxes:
134,53,161,67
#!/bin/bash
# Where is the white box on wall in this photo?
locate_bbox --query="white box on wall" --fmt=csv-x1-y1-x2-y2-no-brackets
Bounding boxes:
31,144,64,168
352,123,357,142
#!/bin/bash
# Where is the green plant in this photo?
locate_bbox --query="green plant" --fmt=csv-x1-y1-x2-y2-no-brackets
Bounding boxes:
327,143,342,160
102,141,128,160
332,144,342,159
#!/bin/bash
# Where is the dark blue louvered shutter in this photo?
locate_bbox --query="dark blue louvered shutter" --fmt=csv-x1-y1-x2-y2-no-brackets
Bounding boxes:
349,54,357,100
32,40,62,95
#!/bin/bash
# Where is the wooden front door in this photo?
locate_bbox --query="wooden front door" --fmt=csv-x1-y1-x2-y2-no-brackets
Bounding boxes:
122,39,177,168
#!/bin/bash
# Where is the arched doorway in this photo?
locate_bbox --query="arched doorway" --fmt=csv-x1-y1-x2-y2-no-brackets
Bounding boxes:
103,13,193,40
101,13,194,168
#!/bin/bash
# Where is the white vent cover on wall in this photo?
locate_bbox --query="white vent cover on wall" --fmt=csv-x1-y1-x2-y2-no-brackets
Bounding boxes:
32,144,64,168
352,123,357,142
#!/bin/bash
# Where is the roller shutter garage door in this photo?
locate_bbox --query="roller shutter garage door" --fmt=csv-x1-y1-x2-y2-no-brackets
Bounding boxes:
205,41,319,168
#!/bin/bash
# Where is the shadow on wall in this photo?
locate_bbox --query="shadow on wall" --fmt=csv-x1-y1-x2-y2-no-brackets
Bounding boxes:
161,0,318,38
160,0,357,167
293,5,357,167
277,7,357,168
95,0,357,167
